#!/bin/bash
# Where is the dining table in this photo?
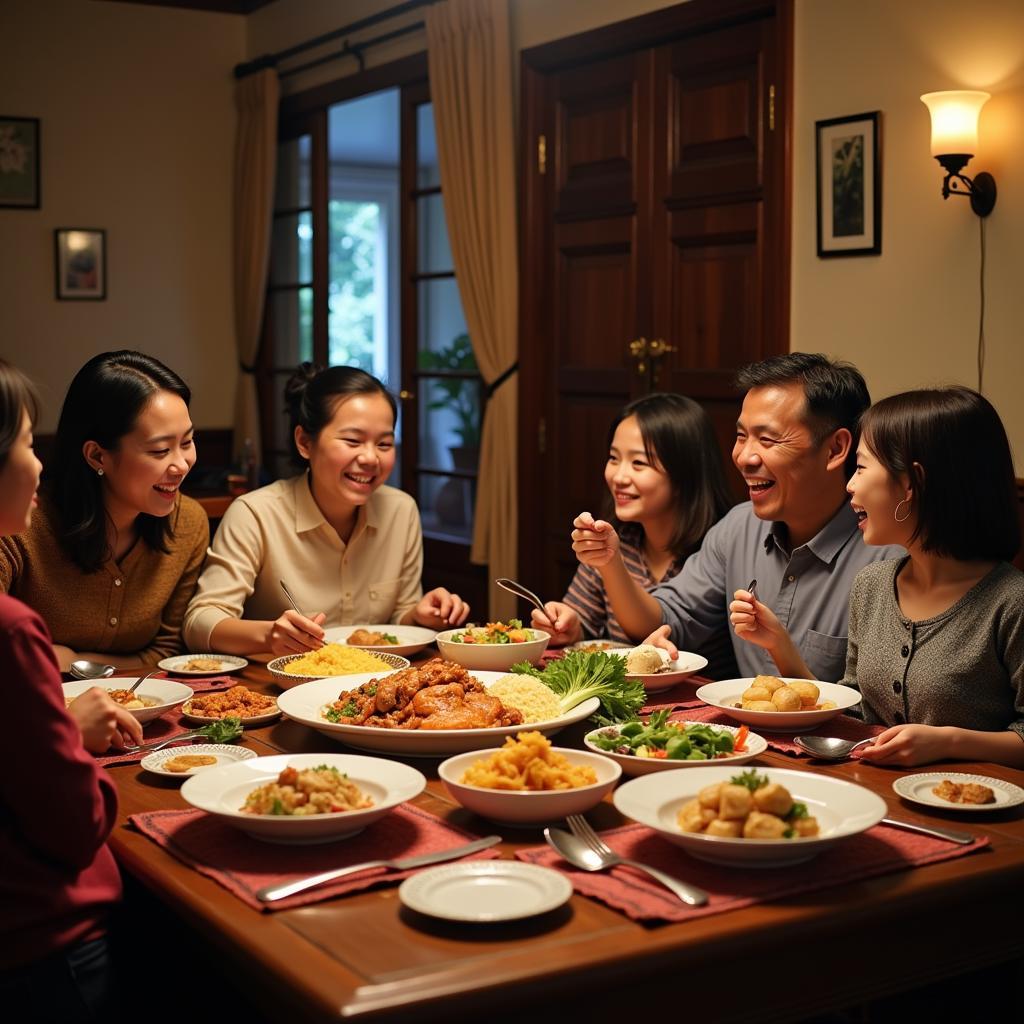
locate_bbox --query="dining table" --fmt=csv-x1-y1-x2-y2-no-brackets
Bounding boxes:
106,656,1024,1023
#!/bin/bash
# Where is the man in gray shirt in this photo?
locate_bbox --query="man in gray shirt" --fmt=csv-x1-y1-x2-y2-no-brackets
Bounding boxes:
570,353,903,681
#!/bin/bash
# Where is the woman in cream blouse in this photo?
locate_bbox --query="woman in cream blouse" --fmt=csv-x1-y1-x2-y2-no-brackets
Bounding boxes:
184,364,469,656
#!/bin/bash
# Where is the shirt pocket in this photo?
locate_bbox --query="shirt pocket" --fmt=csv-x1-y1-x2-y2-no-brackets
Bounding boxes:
367,578,401,621
800,629,849,682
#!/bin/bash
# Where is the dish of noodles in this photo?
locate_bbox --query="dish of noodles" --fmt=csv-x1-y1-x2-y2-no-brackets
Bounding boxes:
241,763,373,816
460,732,598,791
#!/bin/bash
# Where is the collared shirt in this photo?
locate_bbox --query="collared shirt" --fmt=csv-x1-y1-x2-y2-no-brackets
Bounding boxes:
652,501,904,681
183,475,423,650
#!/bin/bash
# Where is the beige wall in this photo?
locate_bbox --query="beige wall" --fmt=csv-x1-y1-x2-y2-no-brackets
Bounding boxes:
0,0,244,431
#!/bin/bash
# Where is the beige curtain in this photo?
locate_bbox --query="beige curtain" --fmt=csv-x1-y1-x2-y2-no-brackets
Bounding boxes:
426,0,518,620
232,68,279,461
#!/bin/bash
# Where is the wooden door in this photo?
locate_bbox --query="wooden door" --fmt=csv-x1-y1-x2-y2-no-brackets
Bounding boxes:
519,0,792,601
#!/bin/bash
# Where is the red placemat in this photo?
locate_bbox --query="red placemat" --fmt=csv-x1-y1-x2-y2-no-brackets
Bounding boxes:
517,821,988,922
130,803,502,912
106,670,236,694
96,707,196,768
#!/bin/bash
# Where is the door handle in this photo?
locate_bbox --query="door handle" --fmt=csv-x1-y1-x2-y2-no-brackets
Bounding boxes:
629,337,648,375
648,338,676,386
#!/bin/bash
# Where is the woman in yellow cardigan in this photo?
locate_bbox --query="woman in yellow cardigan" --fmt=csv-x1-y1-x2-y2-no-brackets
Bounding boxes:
0,351,208,670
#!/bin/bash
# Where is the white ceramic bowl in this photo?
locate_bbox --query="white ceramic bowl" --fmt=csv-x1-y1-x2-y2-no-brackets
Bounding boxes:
276,671,600,757
62,677,193,725
322,623,437,658
267,649,409,685
180,752,426,844
438,747,620,825
695,678,862,732
583,720,768,776
435,628,549,671
613,765,886,867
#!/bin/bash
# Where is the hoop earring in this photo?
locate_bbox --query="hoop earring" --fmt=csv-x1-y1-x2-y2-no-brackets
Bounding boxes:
894,498,911,523
96,468,104,477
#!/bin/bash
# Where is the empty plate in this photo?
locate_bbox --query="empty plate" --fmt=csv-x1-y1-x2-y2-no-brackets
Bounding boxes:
398,861,571,921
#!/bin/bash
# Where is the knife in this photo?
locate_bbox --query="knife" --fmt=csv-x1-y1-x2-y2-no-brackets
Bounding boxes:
881,817,975,845
256,834,504,902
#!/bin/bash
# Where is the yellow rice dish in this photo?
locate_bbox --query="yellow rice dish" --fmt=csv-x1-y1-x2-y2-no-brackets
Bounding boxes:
460,731,598,791
241,764,373,816
487,674,561,723
283,643,391,676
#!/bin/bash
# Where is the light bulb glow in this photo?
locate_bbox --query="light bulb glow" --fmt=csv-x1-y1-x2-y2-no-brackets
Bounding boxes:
920,90,989,157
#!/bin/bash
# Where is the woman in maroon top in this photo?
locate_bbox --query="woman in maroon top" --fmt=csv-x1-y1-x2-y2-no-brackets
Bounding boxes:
0,360,141,1021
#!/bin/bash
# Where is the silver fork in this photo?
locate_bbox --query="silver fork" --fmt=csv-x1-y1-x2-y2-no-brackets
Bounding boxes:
124,729,205,754
566,814,708,906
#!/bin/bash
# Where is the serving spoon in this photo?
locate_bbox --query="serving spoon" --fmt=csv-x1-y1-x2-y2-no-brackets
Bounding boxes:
68,659,115,681
795,735,877,760
494,578,553,628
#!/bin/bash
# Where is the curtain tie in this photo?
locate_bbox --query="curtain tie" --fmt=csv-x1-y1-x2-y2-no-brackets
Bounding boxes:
485,362,518,400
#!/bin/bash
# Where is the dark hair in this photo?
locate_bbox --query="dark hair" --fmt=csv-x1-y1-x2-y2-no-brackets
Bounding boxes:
46,351,192,572
735,353,870,476
0,359,40,469
606,393,732,558
860,386,1020,562
284,363,396,466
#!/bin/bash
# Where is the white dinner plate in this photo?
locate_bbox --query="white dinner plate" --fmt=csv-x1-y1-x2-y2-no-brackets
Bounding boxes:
62,677,192,725
276,671,600,756
695,678,862,732
399,861,571,921
613,766,886,867
565,639,630,653
610,647,709,692
157,653,248,676
584,721,768,776
141,743,257,778
181,752,426,844
892,772,1024,812
181,692,281,727
322,623,437,658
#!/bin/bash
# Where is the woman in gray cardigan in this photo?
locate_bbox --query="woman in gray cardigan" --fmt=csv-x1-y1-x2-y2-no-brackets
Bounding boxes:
730,386,1024,768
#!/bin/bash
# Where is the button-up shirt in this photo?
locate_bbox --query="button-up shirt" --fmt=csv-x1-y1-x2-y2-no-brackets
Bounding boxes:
652,501,904,681
183,475,423,650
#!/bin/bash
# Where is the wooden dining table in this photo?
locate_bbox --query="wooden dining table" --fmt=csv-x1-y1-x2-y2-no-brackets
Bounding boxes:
107,658,1024,1023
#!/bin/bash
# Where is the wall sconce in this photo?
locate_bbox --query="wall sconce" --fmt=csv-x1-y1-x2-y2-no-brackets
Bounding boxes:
920,90,996,216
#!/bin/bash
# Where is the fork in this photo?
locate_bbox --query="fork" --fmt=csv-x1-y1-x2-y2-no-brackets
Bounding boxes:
566,814,708,906
124,729,205,754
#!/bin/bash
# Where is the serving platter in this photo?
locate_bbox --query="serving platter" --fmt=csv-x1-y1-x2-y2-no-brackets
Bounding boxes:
276,670,600,756
695,678,862,732
322,623,437,658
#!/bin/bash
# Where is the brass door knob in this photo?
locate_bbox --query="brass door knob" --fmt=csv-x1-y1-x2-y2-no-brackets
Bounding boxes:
398,389,414,400
647,338,676,358
629,337,648,375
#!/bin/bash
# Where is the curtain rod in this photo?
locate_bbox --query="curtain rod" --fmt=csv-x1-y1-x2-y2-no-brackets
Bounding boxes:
234,0,435,80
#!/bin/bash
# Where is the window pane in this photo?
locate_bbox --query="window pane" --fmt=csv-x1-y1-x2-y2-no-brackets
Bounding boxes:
417,103,440,189
328,199,383,374
271,212,312,286
270,287,313,367
417,193,454,274
275,135,311,209
418,473,475,544
417,374,480,471
417,277,468,355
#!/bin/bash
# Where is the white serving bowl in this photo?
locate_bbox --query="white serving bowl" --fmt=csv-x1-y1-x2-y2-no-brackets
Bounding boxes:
613,765,886,867
438,747,620,826
322,623,437,658
583,720,768,776
267,649,409,686
62,677,193,725
180,752,426,844
276,671,600,757
695,678,862,732
435,628,549,671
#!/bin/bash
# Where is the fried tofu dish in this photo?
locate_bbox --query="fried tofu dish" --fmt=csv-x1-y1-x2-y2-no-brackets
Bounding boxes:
324,658,524,730
932,779,996,805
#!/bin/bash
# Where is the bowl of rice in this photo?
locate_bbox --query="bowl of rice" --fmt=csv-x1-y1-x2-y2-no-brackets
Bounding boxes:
438,731,620,825
267,644,410,685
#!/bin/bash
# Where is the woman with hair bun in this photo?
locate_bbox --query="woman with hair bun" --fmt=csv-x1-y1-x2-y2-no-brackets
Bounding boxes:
184,363,469,656
0,350,208,669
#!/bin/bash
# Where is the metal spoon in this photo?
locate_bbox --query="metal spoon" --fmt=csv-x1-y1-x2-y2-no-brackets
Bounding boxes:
543,826,708,907
795,735,877,760
495,578,553,627
69,659,115,681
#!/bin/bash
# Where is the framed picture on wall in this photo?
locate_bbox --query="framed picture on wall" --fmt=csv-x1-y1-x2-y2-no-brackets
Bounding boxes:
0,116,40,209
816,111,881,257
54,228,106,300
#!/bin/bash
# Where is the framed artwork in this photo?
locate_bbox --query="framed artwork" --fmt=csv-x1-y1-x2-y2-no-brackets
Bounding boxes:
0,116,40,209
816,112,881,257
54,228,106,300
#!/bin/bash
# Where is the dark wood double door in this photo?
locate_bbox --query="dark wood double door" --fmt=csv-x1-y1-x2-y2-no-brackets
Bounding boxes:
519,0,793,600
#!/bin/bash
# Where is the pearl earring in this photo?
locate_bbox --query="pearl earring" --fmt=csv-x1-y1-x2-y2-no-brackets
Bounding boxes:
97,468,104,477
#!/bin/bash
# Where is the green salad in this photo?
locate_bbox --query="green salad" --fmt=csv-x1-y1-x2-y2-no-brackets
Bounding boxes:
588,710,748,760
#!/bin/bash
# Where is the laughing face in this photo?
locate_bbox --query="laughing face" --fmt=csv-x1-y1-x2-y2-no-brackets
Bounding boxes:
604,415,674,526
92,390,196,523
296,392,396,514
847,442,912,547
0,409,43,535
732,382,850,542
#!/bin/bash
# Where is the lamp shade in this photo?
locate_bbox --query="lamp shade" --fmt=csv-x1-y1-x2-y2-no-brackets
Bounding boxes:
920,91,990,156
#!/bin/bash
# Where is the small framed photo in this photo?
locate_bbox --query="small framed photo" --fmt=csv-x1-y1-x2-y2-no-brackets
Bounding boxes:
54,228,106,300
0,116,40,209
816,112,881,258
